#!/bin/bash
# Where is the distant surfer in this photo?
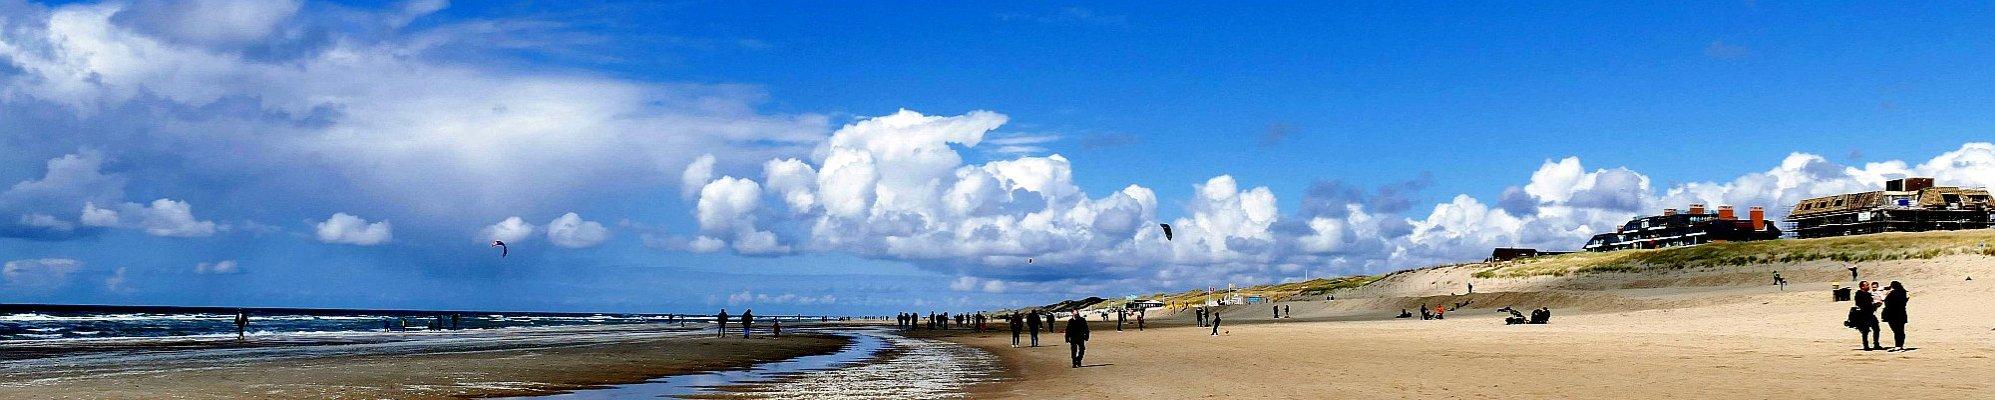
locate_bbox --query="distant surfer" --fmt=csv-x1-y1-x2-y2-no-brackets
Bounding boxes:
234,310,249,339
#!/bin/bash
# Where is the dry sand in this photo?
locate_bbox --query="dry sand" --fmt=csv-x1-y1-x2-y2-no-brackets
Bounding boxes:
0,329,845,400
947,256,1995,399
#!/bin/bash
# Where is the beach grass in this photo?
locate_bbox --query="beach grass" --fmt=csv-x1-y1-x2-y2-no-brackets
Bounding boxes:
1473,229,1995,278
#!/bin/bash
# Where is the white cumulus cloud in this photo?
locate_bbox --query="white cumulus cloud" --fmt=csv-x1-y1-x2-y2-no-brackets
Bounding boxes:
314,213,392,245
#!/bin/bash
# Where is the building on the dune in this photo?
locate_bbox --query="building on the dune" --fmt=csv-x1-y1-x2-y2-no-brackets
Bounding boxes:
1785,177,1993,239
1486,247,1573,262
1583,204,1782,252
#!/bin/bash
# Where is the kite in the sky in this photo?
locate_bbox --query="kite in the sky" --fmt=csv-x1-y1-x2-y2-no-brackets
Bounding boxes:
1160,223,1174,241
1027,257,1035,264
491,240,508,257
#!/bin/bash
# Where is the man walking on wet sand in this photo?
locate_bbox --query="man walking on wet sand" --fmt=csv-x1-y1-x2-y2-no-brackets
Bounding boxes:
716,309,729,338
234,310,249,339
1065,313,1090,368
1027,311,1042,347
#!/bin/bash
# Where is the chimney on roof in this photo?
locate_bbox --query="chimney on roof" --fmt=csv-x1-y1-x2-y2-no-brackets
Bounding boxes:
1749,206,1766,231
1718,205,1736,220
1688,204,1706,214
1663,208,1677,216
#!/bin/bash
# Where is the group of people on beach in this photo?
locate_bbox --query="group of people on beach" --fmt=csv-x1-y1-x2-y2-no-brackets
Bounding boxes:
713,309,782,338
1845,280,1912,351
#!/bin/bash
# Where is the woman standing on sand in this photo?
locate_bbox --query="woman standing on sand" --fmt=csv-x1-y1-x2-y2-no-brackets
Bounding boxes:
1850,281,1881,350
1882,281,1910,350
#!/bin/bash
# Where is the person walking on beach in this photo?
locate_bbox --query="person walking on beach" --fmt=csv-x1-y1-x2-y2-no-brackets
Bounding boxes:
1137,310,1145,331
1195,307,1206,326
1851,281,1881,349
1773,271,1787,290
1272,305,1279,319
1065,313,1090,368
1116,310,1125,331
741,309,754,338
234,310,249,339
1284,305,1291,319
1848,266,1859,282
1045,313,1057,334
1010,313,1023,347
1027,312,1042,347
1882,281,1911,350
772,320,782,338
716,309,730,338
1209,311,1222,336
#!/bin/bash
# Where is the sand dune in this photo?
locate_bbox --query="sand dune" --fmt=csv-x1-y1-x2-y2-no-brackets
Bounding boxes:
949,255,1995,399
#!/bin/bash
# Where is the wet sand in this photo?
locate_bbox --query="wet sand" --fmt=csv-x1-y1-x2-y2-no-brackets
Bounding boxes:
943,257,1995,399
0,325,846,399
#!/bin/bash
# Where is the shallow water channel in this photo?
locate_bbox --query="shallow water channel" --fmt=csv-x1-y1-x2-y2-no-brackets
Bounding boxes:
516,328,998,399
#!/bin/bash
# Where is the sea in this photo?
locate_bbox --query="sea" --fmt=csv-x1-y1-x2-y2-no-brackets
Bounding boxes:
0,303,747,341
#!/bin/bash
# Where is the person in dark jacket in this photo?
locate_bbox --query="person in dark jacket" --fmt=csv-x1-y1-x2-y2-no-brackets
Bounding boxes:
716,309,729,338
1010,313,1023,347
741,309,754,338
1882,281,1910,350
1116,310,1125,331
1209,311,1222,336
1045,313,1057,334
1852,281,1881,350
1026,312,1042,347
1065,314,1090,368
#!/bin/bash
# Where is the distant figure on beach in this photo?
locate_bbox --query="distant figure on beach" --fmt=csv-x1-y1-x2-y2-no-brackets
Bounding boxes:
1137,310,1145,331
1046,313,1057,334
1396,309,1412,318
1848,266,1859,282
1882,281,1910,350
717,309,730,338
1027,312,1042,347
1852,281,1881,349
1273,305,1280,319
1011,313,1024,347
1419,304,1431,320
1116,310,1125,331
234,310,249,339
1210,312,1222,336
742,309,754,338
1529,307,1551,324
451,314,460,330
1284,305,1290,319
1467,282,1474,294
1196,307,1206,326
1434,305,1445,320
1773,271,1787,290
1065,314,1090,368
772,320,782,338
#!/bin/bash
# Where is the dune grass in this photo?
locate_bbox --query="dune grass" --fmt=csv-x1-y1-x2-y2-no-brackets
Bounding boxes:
1474,230,1995,278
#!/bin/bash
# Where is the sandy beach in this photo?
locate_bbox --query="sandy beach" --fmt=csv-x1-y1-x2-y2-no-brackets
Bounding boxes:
943,256,1995,399
0,325,846,399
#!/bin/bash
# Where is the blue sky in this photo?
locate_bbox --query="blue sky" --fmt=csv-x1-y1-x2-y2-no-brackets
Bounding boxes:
2,0,1993,314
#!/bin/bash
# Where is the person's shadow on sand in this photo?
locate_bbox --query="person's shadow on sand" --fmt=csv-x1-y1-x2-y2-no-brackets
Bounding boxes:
1078,363,1114,368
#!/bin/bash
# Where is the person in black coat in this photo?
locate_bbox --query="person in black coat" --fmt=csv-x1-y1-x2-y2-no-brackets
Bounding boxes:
741,309,754,338
1010,313,1023,346
1881,281,1910,350
716,309,729,338
1026,311,1042,347
1065,314,1090,368
1851,281,1881,350
1045,313,1057,334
